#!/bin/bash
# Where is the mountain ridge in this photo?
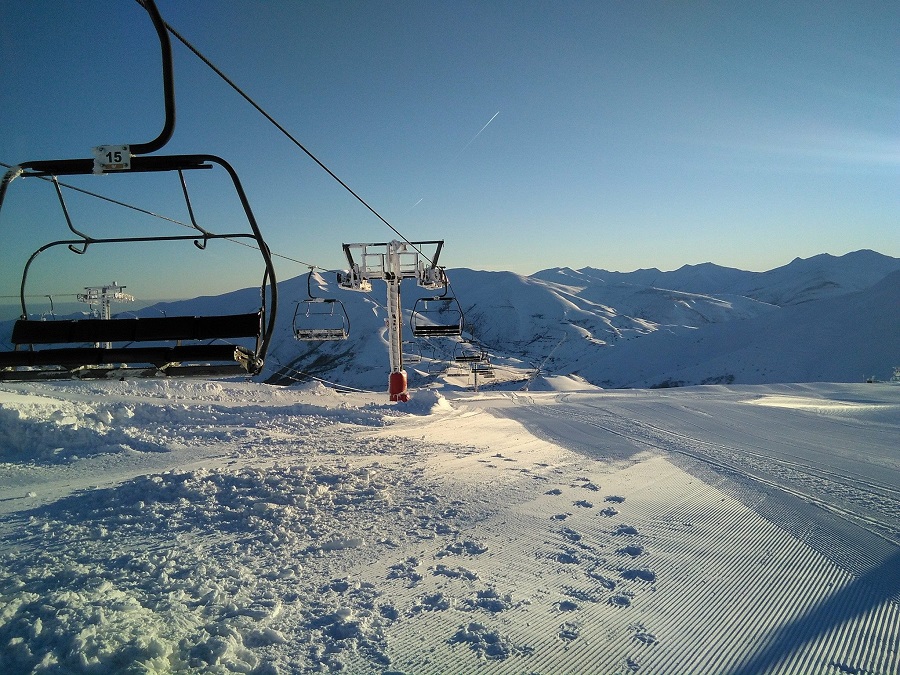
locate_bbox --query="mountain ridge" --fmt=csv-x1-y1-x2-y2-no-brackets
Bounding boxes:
1,249,898,389
568,249,899,305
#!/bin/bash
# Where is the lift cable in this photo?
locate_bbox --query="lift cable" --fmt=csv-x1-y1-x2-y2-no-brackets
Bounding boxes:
156,11,433,265
0,294,78,300
266,354,379,394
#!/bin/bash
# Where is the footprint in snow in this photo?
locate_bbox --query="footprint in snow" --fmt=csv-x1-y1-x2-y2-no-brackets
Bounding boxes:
630,622,658,645
573,500,593,508
604,495,626,503
587,568,617,590
556,599,579,612
559,527,582,542
437,539,488,558
564,587,605,604
462,587,516,613
409,592,453,613
613,524,639,536
448,622,534,660
558,621,580,641
608,593,634,608
432,564,478,581
553,551,580,564
620,568,657,583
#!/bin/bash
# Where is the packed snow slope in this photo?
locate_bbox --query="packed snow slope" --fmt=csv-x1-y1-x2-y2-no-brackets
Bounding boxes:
0,249,897,389
0,378,897,674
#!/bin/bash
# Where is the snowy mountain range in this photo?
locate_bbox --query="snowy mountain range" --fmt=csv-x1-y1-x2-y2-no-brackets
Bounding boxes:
2,249,898,389
267,249,900,389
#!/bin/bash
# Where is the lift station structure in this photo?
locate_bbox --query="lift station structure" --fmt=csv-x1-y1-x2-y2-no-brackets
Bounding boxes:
338,240,462,401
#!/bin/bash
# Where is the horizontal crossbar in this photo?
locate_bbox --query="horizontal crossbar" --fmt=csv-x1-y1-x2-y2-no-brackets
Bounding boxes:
0,344,253,370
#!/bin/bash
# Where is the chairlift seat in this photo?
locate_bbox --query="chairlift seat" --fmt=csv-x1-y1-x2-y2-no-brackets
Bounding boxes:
410,295,463,338
411,323,462,337
292,291,350,342
3,312,263,373
294,327,348,341
11,312,261,345
0,344,251,369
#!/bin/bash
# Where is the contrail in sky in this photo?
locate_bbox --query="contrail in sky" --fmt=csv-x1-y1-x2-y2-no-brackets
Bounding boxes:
403,197,425,214
458,110,500,154
407,111,500,215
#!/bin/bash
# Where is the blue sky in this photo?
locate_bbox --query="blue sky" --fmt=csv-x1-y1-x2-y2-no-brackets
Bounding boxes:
1,0,897,304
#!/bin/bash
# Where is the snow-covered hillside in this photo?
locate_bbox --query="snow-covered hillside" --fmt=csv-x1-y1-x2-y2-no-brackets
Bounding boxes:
264,249,899,389
1,250,897,390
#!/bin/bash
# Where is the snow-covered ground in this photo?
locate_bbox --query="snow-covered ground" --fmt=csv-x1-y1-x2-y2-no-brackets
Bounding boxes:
1,377,897,674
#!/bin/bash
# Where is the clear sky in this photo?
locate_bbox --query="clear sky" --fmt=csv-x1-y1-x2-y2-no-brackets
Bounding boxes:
1,0,897,304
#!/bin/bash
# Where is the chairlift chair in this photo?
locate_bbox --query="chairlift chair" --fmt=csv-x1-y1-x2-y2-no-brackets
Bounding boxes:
454,341,485,363
293,270,349,341
0,0,276,379
472,357,495,378
402,340,422,364
410,288,464,338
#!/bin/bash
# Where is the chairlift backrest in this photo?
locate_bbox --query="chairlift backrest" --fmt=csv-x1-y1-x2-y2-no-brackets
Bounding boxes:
293,270,350,341
410,295,464,338
401,340,422,364
293,300,349,341
0,1,277,378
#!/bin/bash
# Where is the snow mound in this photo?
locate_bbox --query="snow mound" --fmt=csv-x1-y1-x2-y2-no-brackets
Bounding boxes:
400,388,454,414
0,457,453,673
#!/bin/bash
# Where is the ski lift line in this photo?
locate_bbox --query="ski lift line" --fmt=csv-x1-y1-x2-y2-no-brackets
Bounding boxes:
0,160,323,271
157,13,433,266
267,355,379,394
0,294,80,299
0,161,187,228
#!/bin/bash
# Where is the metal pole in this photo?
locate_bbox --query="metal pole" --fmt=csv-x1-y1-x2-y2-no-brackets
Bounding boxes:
386,241,409,401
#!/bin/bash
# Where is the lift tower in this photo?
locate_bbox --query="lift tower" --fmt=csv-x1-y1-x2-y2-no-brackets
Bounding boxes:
338,240,449,401
77,282,135,348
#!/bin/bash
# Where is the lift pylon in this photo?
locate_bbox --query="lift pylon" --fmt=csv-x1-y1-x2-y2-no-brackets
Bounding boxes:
77,282,135,348
338,240,457,401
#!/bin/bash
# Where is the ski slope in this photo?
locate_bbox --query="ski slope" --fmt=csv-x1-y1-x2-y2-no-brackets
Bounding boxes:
0,378,897,674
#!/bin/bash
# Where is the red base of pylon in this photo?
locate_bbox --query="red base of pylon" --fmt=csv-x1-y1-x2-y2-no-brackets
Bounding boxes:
389,371,409,402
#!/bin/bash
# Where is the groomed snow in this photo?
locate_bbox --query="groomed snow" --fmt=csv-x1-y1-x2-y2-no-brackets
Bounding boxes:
0,378,897,674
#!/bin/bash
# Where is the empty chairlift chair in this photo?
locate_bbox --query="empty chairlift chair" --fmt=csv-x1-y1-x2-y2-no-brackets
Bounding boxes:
0,0,277,379
0,156,277,378
293,270,349,341
454,341,485,363
472,357,495,378
410,289,464,338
